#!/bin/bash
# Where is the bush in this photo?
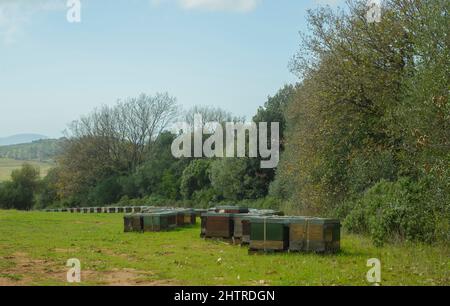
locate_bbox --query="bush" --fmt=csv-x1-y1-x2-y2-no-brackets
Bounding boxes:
343,178,443,246
0,164,40,210
180,159,211,200
88,177,122,206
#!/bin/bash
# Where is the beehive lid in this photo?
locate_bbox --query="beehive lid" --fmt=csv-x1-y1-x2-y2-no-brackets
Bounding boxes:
175,208,194,213
281,216,311,224
308,218,340,225
216,206,249,213
145,211,178,217
249,216,291,224
234,213,260,221
202,212,234,217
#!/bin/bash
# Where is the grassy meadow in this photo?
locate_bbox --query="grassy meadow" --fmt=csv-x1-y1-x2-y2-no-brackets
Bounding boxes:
0,210,448,286
0,158,54,182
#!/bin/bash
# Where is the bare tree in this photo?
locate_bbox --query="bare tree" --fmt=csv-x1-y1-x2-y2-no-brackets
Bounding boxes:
60,93,178,195
185,105,245,127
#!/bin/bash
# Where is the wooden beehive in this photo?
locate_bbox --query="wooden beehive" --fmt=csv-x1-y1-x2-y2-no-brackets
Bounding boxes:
233,214,260,242
175,209,196,226
107,207,117,213
289,218,340,253
249,217,289,252
124,214,143,232
204,213,234,239
142,211,177,232
194,209,207,218
176,209,186,226
200,214,207,238
241,219,252,244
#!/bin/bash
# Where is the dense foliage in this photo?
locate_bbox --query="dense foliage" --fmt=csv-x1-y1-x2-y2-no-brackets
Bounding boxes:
0,164,41,210
272,0,449,245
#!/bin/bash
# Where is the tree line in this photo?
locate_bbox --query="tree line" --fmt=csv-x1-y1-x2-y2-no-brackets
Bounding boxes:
0,0,448,246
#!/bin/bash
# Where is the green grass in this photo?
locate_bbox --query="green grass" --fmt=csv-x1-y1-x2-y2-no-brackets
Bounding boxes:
0,158,53,182
0,210,448,286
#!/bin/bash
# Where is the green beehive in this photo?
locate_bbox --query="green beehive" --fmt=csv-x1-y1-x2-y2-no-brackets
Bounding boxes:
235,210,283,243
142,211,177,232
124,214,143,232
124,207,133,213
249,217,289,252
82,207,89,213
289,218,340,253
117,207,124,213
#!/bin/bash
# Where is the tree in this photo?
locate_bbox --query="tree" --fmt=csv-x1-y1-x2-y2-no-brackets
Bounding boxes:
57,93,179,201
0,164,40,210
272,0,449,243
185,105,245,127
210,158,266,201
251,85,297,197
36,167,62,208
180,159,212,200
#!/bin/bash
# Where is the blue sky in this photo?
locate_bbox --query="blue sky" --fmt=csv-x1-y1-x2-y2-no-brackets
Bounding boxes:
0,0,344,138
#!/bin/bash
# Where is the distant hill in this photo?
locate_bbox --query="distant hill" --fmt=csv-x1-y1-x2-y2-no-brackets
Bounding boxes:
0,134,48,146
0,138,63,162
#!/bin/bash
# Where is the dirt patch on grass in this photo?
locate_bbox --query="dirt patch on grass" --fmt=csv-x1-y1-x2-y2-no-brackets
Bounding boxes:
0,252,178,286
86,269,178,286
0,252,65,285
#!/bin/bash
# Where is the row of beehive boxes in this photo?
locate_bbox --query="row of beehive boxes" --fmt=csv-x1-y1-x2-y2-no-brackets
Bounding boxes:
201,207,341,253
43,206,151,213
124,208,199,232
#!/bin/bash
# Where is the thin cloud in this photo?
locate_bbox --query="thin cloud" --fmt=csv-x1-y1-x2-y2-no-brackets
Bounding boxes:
179,0,260,12
152,0,262,13
0,0,65,44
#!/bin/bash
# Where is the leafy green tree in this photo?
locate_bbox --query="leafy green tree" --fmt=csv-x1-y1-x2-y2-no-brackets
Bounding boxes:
180,159,212,200
0,164,40,210
273,0,449,243
210,158,266,201
36,167,61,208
